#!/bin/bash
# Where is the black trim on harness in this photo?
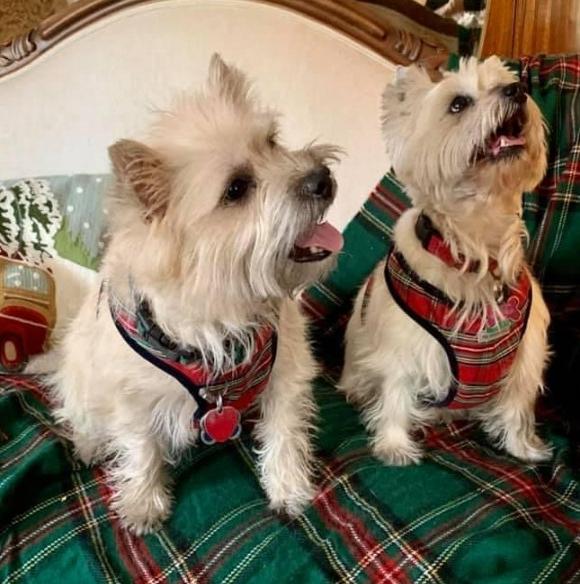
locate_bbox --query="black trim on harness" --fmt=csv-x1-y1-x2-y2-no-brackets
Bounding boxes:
110,302,280,422
384,250,458,407
110,308,210,421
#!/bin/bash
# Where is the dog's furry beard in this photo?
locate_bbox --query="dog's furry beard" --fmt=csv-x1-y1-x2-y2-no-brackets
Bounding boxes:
43,54,343,533
341,56,552,467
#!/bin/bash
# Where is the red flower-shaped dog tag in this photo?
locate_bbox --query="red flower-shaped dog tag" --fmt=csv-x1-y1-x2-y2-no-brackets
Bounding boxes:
200,406,241,445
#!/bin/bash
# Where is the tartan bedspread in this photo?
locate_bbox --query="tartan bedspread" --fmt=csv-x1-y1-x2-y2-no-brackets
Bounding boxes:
1,375,580,584
1,55,580,583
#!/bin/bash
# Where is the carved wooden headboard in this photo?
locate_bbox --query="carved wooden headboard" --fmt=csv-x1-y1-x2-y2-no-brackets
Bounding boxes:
0,0,458,77
0,0,454,229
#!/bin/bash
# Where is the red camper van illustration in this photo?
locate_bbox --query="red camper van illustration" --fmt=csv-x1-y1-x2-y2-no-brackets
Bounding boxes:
0,257,56,372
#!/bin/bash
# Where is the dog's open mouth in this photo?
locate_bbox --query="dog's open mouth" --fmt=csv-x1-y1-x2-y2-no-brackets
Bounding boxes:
291,219,343,263
476,107,527,162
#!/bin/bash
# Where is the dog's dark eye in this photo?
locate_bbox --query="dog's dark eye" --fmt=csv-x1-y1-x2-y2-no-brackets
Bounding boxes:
224,175,253,204
449,95,473,114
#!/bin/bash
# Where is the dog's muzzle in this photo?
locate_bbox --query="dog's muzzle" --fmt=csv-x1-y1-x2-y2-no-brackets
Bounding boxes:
290,165,343,262
476,105,528,162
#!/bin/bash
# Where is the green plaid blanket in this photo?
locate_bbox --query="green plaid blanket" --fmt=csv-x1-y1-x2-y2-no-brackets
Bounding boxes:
2,55,580,583
2,376,580,584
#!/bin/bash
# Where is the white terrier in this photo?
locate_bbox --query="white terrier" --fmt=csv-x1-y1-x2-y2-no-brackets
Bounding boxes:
48,55,343,533
341,57,551,466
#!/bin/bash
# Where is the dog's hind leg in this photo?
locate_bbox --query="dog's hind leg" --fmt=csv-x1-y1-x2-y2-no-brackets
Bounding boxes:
482,280,552,462
254,300,317,517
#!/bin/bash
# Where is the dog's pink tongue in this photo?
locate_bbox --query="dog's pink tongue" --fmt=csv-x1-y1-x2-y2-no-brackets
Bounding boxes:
489,134,526,156
295,222,343,252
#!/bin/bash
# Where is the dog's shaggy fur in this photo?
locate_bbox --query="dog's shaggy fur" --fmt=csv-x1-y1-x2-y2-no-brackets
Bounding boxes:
46,56,342,533
341,57,552,465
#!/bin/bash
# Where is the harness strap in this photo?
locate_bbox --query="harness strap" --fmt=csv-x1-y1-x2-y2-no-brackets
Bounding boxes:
111,306,210,421
383,248,532,409
107,286,278,425
384,250,459,407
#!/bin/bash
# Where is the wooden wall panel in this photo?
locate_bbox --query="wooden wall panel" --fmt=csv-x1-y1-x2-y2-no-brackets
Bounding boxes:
481,0,580,58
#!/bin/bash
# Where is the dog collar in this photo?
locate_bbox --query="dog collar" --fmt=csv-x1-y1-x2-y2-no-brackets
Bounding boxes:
106,284,277,445
415,213,499,275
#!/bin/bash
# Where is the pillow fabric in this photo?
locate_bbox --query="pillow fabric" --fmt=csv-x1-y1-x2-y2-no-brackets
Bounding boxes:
0,175,110,271
0,175,109,369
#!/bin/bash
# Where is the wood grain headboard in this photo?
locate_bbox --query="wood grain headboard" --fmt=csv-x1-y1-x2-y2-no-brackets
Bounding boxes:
0,0,457,78
0,0,453,229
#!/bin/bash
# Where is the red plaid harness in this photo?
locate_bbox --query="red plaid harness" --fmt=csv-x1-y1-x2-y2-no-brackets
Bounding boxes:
364,215,532,409
107,287,277,444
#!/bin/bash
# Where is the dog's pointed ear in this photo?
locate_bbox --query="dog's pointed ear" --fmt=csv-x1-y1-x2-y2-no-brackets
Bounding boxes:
208,53,250,104
387,65,433,104
381,66,433,162
108,139,170,220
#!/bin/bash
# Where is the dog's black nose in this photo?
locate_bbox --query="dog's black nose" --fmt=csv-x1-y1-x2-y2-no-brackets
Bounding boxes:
502,82,527,104
300,166,333,199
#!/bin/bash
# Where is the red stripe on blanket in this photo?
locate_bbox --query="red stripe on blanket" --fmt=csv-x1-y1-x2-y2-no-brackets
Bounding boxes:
521,54,580,70
321,455,435,578
95,468,169,584
525,59,580,78
189,511,275,583
425,431,580,535
314,488,412,584
372,184,408,219
564,160,580,181
2,374,50,403
0,493,94,566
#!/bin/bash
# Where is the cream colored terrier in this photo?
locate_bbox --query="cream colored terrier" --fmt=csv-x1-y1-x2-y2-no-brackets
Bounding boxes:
48,55,343,533
341,57,551,466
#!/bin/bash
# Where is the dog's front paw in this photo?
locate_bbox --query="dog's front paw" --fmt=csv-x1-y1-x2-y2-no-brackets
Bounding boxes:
373,432,423,466
260,455,316,517
258,438,317,517
505,433,553,463
111,484,172,535
266,477,316,518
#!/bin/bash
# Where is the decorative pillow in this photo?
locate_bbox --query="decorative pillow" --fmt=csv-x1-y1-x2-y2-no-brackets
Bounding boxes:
0,175,110,370
0,175,111,269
